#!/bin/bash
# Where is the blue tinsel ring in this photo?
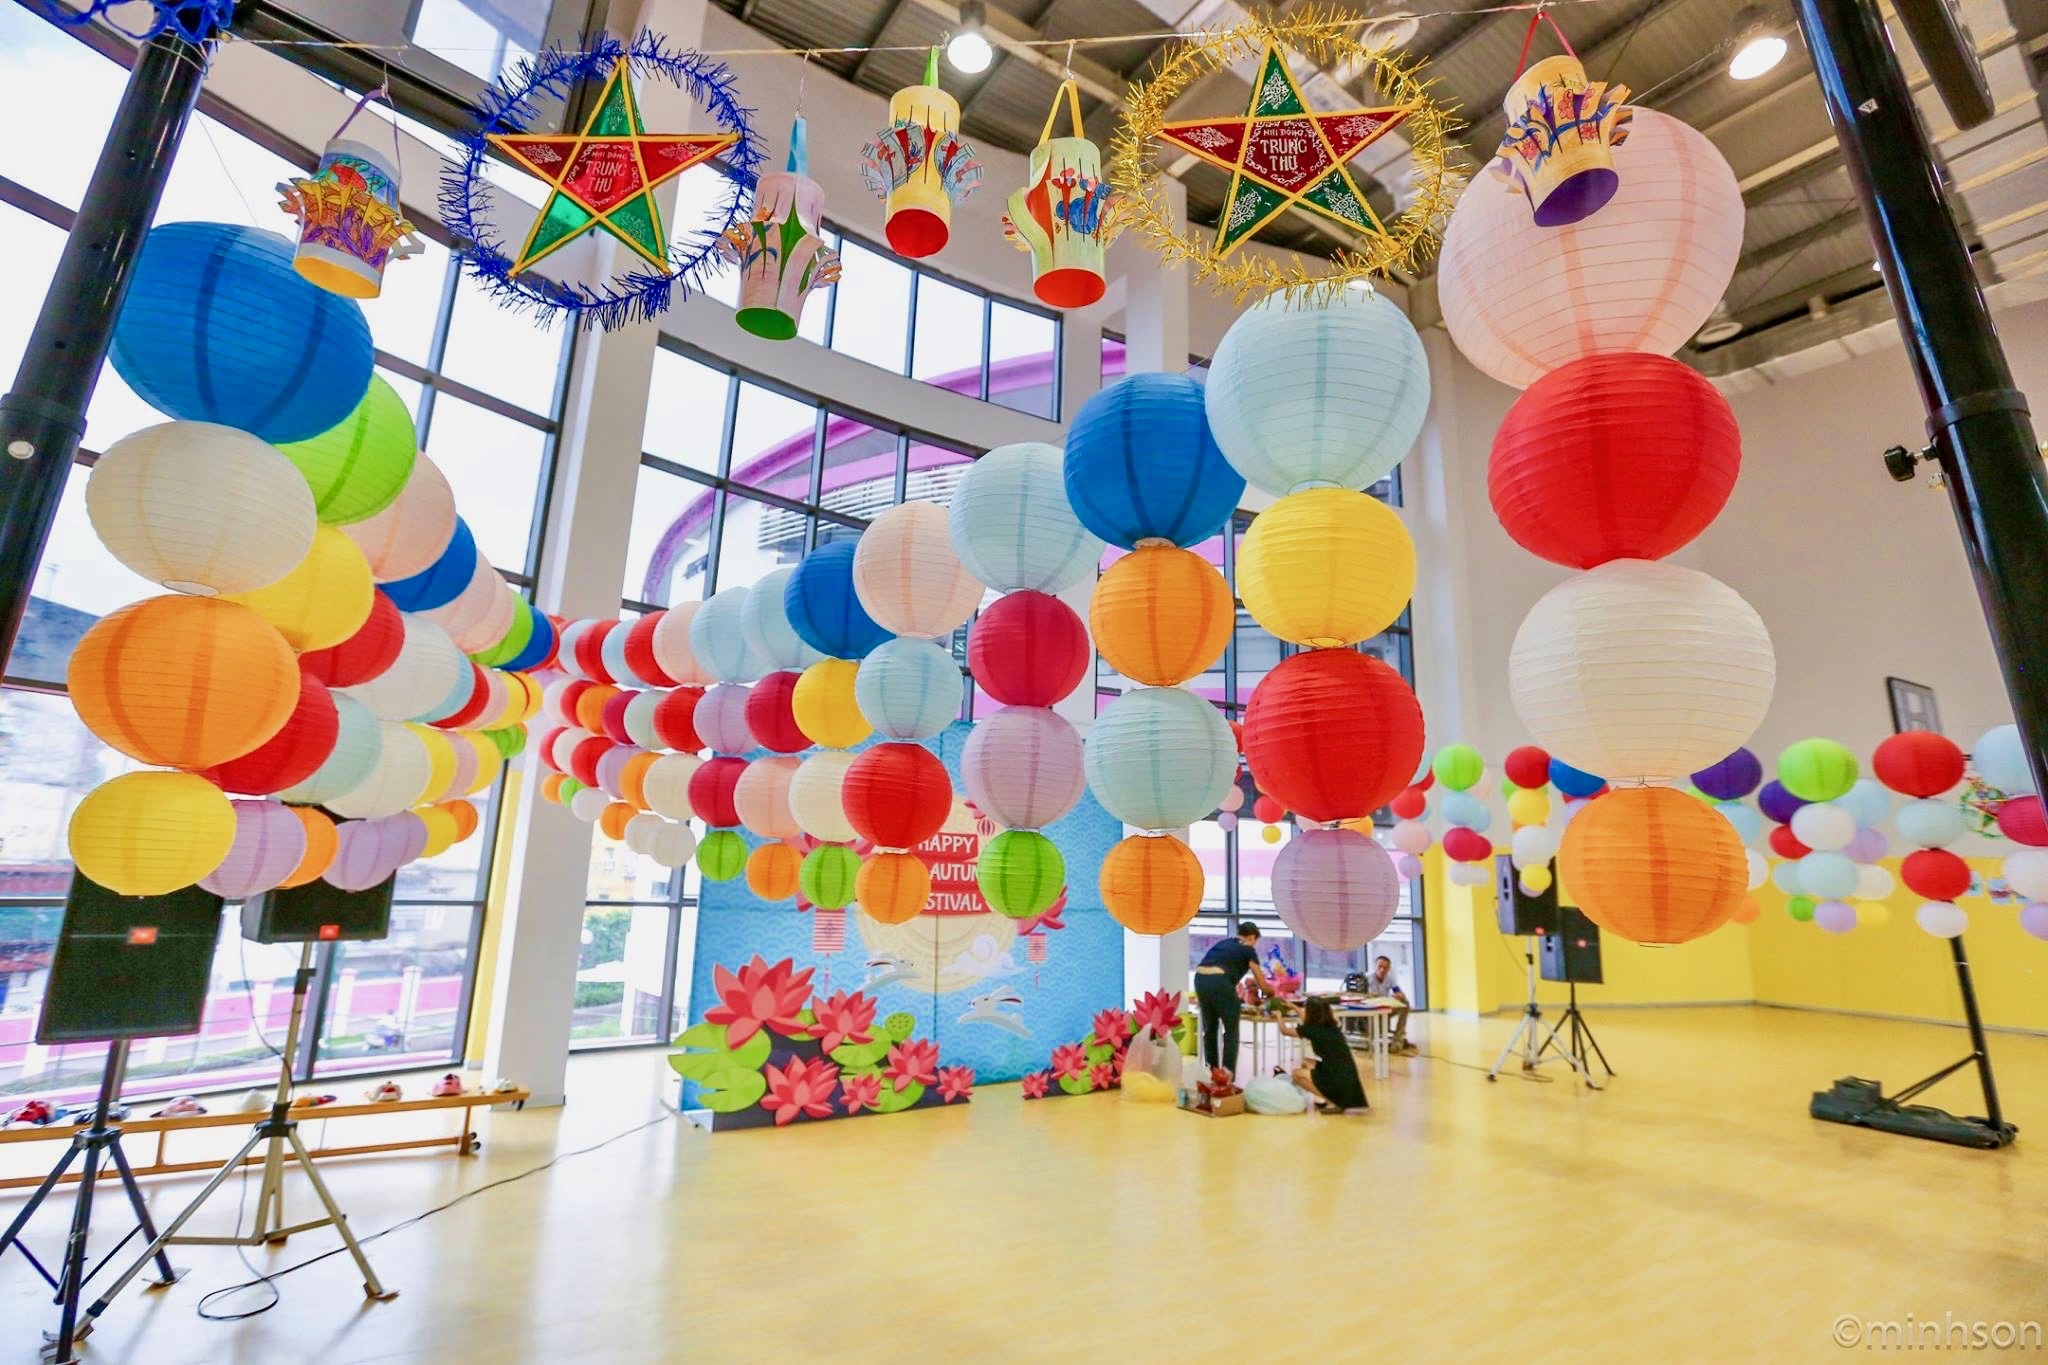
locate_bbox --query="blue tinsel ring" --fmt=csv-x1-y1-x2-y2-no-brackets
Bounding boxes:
440,30,761,331
39,0,233,45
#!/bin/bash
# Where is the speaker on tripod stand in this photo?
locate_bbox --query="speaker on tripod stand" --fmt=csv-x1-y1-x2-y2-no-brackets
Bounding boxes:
1541,904,1613,1081
1486,855,1600,1088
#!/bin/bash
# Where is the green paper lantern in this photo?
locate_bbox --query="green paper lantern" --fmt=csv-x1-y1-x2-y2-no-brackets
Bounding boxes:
1778,738,1858,803
800,844,859,909
487,725,526,759
276,374,418,526
473,601,533,667
1787,895,1816,922
977,830,1065,921
1432,743,1484,792
698,828,746,881
559,778,585,800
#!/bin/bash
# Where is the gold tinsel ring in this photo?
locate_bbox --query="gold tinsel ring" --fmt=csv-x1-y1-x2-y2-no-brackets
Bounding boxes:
1109,6,1464,302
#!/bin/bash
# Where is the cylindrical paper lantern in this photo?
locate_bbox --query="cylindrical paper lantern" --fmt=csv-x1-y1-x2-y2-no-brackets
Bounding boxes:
201,800,310,899
647,820,697,869
1062,373,1245,549
223,524,374,652
1509,559,1774,780
688,755,746,828
961,706,1085,831
857,851,931,925
201,667,339,795
1090,546,1231,687
651,603,712,685
792,659,870,748
690,587,767,684
69,595,299,769
70,771,236,896
325,720,431,818
801,844,860,909
381,517,476,614
789,749,859,842
341,613,467,721
643,753,701,821
739,567,824,673
278,806,338,888
653,687,705,752
734,755,801,839
1238,488,1414,648
277,691,381,804
978,830,1064,920
1559,785,1746,944
854,636,961,740
696,683,754,754
1272,827,1398,950
1204,286,1430,497
1776,738,1859,803
784,543,891,660
1242,650,1424,824
947,442,1105,593
1084,686,1235,831
967,590,1089,706
842,742,952,851
342,452,455,581
852,501,985,640
1101,833,1202,935
275,374,417,525
744,671,810,753
301,590,403,688
746,842,801,901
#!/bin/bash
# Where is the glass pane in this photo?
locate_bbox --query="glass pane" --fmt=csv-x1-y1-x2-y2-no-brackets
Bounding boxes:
718,492,805,589
422,392,545,574
910,275,984,391
0,689,141,899
643,348,729,475
828,239,911,372
571,904,670,1046
0,8,126,209
0,206,67,386
440,274,565,409
395,792,490,902
313,905,478,1074
407,0,543,85
625,463,716,607
1190,818,1228,911
904,440,972,505
586,828,680,903
820,420,899,524
366,237,452,367
813,516,865,549
728,382,816,499
672,164,741,308
988,302,1058,418
1099,334,1126,385
7,464,154,685
1235,608,1284,700
153,115,306,228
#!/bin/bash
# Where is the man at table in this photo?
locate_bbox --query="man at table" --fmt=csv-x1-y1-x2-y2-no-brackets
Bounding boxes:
1194,922,1275,1078
1363,955,1413,1053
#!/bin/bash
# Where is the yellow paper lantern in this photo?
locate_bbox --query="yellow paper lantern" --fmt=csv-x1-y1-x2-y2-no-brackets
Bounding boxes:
416,804,459,859
1236,488,1415,648
1089,545,1232,688
409,723,457,806
222,524,374,651
464,732,504,796
1506,787,1551,827
69,771,236,895
792,659,871,748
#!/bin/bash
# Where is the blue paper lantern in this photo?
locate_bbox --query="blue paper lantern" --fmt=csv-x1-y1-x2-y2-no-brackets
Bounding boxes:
785,543,890,660
501,603,556,673
1756,778,1807,825
1713,800,1763,846
110,223,375,443
1835,778,1892,829
947,443,1105,594
1690,747,1762,801
740,567,824,673
382,518,476,612
1548,757,1605,798
690,586,767,684
1972,723,2037,796
1440,789,1491,832
1062,373,1245,550
1083,686,1236,831
853,636,959,740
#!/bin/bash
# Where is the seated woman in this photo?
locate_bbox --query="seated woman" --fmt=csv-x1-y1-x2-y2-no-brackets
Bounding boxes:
1282,998,1369,1115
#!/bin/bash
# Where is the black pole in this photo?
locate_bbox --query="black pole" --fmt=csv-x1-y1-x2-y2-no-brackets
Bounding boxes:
1947,935,2005,1132
1792,0,2048,796
0,18,217,665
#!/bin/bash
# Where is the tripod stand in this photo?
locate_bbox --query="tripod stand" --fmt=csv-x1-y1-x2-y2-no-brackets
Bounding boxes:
80,942,395,1339
1486,940,1596,1089
1551,982,1613,1083
0,1041,179,1363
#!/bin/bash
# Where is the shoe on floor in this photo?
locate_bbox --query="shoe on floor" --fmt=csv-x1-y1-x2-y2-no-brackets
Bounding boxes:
4,1099,54,1126
291,1093,338,1109
430,1073,465,1097
365,1081,403,1103
153,1096,207,1117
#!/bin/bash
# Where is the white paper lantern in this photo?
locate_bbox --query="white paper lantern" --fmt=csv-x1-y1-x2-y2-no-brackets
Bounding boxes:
652,602,711,686
1790,802,1856,853
1447,861,1492,887
2004,849,2048,902
599,612,652,687
854,636,961,740
420,659,479,726
734,755,801,839
642,752,701,821
647,819,697,868
540,679,581,728
960,705,1085,830
1895,797,1966,848
570,786,609,822
624,811,665,856
1770,860,1805,896
696,683,754,754
1084,686,1235,831
789,749,859,842
739,567,825,672
1510,823,1558,869
690,587,767,683
1854,863,1894,901
1746,848,1768,890
341,613,467,721
547,726,593,774
1915,900,1968,938
277,692,382,804
623,690,666,751
1204,287,1431,496
1390,819,1431,856
1439,110,1744,389
342,451,455,582
87,421,317,595
555,621,601,681
326,720,431,818
853,501,985,639
946,443,1105,594
1508,559,1775,781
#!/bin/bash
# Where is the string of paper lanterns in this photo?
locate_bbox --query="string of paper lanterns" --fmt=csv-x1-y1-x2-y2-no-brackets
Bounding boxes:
784,544,883,912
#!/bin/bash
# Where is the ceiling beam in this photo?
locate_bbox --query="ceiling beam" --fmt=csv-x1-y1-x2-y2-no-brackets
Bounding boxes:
852,0,915,85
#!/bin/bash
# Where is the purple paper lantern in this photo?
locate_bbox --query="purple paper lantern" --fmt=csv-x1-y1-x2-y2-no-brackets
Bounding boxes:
1813,899,1857,934
1395,852,1423,880
961,705,1085,831
1272,827,1398,951
596,743,642,800
696,683,755,755
326,814,420,891
1757,779,1808,826
1691,747,1762,801
1843,826,1889,865
2021,903,2048,943
200,800,309,900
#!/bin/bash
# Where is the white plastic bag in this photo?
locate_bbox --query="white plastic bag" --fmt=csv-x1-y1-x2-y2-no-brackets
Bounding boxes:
1122,1030,1181,1103
1244,1075,1312,1115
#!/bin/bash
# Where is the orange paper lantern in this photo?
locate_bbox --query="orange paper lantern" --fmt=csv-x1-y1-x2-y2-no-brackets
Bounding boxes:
443,799,480,842
1559,785,1745,945
599,801,635,841
620,751,659,810
575,684,622,734
1101,832,1203,935
1089,544,1231,687
278,805,339,888
746,842,801,901
857,851,930,925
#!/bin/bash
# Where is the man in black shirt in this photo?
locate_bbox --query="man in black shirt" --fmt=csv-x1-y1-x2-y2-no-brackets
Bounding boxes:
1192,921,1276,1078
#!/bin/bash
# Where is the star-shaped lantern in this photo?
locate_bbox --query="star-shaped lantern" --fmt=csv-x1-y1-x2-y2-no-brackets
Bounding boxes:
1156,43,1414,258
488,62,737,275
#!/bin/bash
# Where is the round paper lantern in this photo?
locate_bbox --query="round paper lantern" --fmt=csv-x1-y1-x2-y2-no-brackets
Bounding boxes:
1520,865,1552,895
201,667,339,795
594,743,637,800
1972,724,2036,796
2005,850,2048,901
1915,900,1968,938
110,222,374,443
690,587,767,684
326,720,431,818
1512,823,1559,868
1549,758,1604,798
842,743,952,850
1100,833,1202,935
1242,649,1424,823
784,544,890,660
1896,797,1966,848
1090,546,1231,687
619,751,658,810
341,613,466,721
647,820,697,869
1438,110,1743,389
1692,747,1763,802
1509,559,1774,780
299,589,403,688
1716,801,1763,846
1272,827,1398,950
801,844,860,909
593,691,633,746
1558,785,1746,944
1253,794,1285,824
688,756,746,828
791,660,870,748
744,671,809,754
947,442,1106,593
1084,687,1236,831
1798,851,1859,900
416,806,460,859
696,684,755,755
1504,746,1552,791
87,421,317,596
432,666,495,731
961,706,1086,830
341,452,455,581
325,816,408,891
1757,779,1807,825
1901,848,1971,901
1790,803,1856,853
857,851,931,924
738,567,824,673
1506,787,1551,827
1389,786,1426,820
1996,796,2048,847
428,559,517,655
598,801,635,841
1769,825,1810,860
1871,731,1964,797
968,591,1090,705
746,842,801,900
570,786,610,822
198,800,308,899
852,501,985,640
598,619,650,689
274,374,416,526
1786,895,1816,922
650,603,711,685
1490,354,1740,569
653,687,705,752
789,749,859,841
276,692,381,804
499,603,557,674
1777,738,1858,803
2022,903,2048,942
734,755,801,839
619,613,675,688
1062,373,1245,550
1836,778,1892,830
621,689,666,751
854,636,961,740
1843,826,1889,864
1205,286,1430,497
1855,864,1894,901
1813,900,1857,935
69,595,299,769
570,619,618,683
278,806,338,888
978,830,1064,920
1441,827,1492,863
70,771,236,896
223,525,374,652
1432,744,1484,791
642,753,701,821
1441,790,1490,832
381,517,476,613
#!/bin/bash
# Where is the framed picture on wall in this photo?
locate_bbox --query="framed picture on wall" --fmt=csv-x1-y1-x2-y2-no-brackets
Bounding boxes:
1887,677,1941,733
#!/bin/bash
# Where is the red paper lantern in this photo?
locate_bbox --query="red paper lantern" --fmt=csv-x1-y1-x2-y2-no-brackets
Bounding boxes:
300,590,402,687
573,619,617,683
745,671,810,753
537,726,567,773
1504,745,1552,790
1901,847,1971,901
1242,650,1425,824
967,591,1090,707
569,736,613,788
1768,824,1809,860
432,666,491,730
600,690,636,745
1490,353,1741,569
1389,786,1426,820
623,612,675,687
538,615,566,673
688,755,747,828
551,678,593,728
1442,826,1492,863
841,742,952,851
653,687,705,752
1996,796,2048,848
1415,768,1435,792
1252,794,1285,824
1872,731,1965,798
200,667,339,795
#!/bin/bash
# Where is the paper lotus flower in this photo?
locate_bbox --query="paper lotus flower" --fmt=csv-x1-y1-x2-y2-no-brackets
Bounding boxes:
839,1071,883,1114
808,989,877,1055
884,1038,940,1091
1089,1062,1119,1091
1130,990,1184,1040
761,1055,840,1126
1050,1042,1090,1081
1090,1007,1131,1051
937,1066,976,1103
1021,1071,1051,1099
703,954,816,1048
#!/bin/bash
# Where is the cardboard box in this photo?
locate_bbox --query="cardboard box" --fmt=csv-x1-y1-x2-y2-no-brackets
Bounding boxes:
1180,1092,1245,1117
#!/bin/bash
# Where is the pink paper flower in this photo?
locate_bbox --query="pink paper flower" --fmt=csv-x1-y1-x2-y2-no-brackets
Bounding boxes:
1090,1007,1130,1051
884,1038,939,1091
937,1066,975,1103
1131,990,1183,1039
808,989,877,1054
1020,1071,1050,1099
760,1055,840,1126
1050,1042,1090,1080
703,955,816,1049
839,1071,882,1114
1088,1061,1118,1091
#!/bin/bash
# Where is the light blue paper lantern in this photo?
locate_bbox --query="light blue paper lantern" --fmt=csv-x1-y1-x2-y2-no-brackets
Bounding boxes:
1084,685,1236,831
690,586,767,684
1062,373,1245,550
1895,797,1965,848
1797,850,1859,900
1204,287,1431,497
785,543,891,660
420,659,479,724
1769,859,1805,896
740,567,824,672
1440,790,1491,833
1714,799,1763,846
110,223,375,444
854,636,959,740
1972,723,2037,796
277,692,382,804
1835,778,1891,829
599,616,652,688
947,443,1106,594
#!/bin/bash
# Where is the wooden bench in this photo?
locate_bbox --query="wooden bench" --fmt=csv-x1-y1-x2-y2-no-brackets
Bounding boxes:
0,1088,530,1191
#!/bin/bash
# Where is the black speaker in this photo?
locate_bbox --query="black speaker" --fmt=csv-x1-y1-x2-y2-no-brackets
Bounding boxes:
36,875,224,1044
1494,854,1557,937
1540,906,1603,985
240,876,395,944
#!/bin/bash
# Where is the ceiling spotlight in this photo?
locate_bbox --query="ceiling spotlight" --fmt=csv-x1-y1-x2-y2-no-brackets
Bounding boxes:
947,1,994,74
1728,6,1788,80
1696,301,1742,345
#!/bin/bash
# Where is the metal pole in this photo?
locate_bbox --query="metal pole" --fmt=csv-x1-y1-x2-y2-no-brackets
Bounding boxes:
0,18,217,663
1791,0,2048,795
1948,935,2004,1132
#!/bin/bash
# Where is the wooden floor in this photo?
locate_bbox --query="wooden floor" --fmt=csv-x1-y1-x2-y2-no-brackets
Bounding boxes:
5,1006,2045,1363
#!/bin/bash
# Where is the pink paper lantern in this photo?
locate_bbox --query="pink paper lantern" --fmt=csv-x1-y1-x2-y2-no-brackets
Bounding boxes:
439,732,480,803
652,603,712,686
696,682,754,755
733,755,801,839
596,743,642,801
200,800,309,900
342,453,456,582
1271,826,1398,951
960,705,1085,831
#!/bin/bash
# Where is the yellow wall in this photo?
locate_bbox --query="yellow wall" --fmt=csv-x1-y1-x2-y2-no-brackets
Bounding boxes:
462,769,523,1064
